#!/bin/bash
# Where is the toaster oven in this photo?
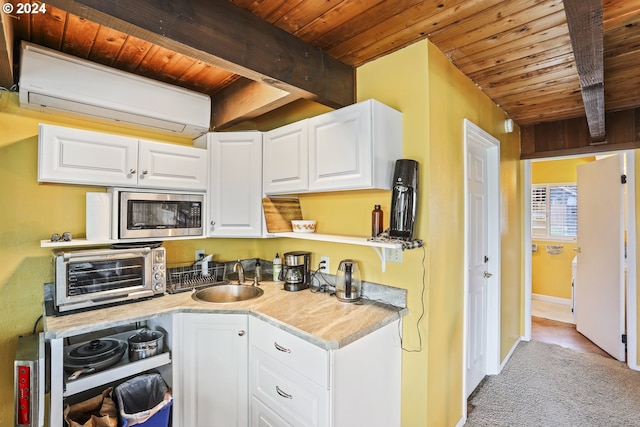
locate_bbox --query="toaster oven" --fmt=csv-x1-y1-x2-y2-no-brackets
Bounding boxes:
53,246,166,313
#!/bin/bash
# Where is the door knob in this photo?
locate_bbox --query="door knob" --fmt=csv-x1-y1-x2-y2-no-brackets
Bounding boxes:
483,271,492,278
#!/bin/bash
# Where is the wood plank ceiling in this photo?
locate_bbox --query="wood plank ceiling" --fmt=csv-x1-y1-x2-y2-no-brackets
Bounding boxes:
1,0,640,146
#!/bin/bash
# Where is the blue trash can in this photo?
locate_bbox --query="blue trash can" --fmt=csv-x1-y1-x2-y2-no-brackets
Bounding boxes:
114,373,172,427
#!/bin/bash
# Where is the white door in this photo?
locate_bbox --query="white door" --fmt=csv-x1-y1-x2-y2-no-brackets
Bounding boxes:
576,154,626,361
466,140,490,396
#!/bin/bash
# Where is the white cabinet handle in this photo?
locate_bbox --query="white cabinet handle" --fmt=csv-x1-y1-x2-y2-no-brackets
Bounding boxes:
276,386,293,399
274,342,291,353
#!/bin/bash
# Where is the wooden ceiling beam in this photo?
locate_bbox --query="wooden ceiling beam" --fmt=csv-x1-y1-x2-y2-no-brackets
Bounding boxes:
564,0,605,142
45,0,354,116
0,11,15,89
211,78,300,130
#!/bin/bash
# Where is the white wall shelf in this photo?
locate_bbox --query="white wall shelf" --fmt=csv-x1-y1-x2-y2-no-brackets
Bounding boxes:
268,232,404,271
40,235,206,248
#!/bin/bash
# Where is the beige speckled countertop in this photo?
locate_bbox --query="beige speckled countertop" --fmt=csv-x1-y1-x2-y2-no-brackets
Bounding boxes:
44,281,407,349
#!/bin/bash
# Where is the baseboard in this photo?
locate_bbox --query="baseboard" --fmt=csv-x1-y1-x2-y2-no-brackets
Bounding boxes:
500,337,522,372
532,293,571,306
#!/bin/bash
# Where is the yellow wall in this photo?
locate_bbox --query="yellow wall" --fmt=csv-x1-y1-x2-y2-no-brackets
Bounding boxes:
531,158,594,299
0,39,524,426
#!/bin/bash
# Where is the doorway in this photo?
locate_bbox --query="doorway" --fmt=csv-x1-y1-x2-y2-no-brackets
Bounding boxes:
463,119,501,403
523,152,638,369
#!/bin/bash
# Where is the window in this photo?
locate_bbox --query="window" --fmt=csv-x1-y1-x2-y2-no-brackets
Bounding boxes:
531,183,577,241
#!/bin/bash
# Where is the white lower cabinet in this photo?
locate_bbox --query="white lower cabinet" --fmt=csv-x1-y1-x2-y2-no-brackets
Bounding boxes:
249,316,401,427
178,313,249,427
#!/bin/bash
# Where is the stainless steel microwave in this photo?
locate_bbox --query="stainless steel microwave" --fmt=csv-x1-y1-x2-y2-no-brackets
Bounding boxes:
111,189,204,239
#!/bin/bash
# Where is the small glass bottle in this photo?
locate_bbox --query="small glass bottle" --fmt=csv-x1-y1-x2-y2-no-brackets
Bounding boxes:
372,204,383,237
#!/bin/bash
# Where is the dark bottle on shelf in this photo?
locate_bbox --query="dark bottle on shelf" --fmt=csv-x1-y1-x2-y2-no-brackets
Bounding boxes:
372,204,383,237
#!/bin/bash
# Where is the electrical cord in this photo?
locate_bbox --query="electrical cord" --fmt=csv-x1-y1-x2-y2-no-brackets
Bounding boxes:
400,245,426,353
32,314,43,335
309,260,335,294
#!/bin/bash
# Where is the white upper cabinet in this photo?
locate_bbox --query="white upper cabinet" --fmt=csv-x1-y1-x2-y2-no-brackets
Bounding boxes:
196,131,263,237
39,124,138,186
263,120,309,195
38,124,208,191
137,139,208,190
262,99,402,195
309,99,401,192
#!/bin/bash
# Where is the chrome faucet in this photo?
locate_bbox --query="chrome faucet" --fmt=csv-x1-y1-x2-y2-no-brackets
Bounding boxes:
233,260,245,284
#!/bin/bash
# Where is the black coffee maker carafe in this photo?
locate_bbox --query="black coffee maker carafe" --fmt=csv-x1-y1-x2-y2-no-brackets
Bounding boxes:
389,159,418,240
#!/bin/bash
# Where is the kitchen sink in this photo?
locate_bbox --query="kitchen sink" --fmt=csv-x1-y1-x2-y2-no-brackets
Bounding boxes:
192,284,264,303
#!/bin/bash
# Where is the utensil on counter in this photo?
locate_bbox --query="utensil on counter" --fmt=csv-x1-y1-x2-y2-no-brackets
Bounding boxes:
64,338,127,380
128,328,164,361
335,260,362,303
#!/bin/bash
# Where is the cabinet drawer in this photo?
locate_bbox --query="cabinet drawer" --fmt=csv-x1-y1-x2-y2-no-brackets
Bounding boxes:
250,395,293,427
250,348,328,427
249,317,328,387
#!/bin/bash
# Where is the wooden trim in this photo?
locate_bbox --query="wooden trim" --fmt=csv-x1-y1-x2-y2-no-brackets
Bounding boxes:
521,140,640,160
46,0,355,109
521,107,640,159
0,11,14,89
564,0,605,142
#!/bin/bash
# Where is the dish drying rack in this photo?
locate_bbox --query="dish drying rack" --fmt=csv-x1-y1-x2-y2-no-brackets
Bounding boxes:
166,261,228,293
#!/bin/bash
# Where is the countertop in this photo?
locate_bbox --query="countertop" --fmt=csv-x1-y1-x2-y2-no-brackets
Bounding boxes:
44,281,408,350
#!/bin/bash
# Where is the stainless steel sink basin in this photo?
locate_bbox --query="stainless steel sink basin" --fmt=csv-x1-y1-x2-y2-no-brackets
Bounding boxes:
192,284,264,303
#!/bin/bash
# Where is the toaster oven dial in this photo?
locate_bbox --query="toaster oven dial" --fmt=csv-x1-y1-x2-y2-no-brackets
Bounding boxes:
154,283,164,292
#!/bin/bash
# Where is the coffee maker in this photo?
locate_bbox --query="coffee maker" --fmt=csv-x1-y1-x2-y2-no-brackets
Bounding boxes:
389,159,418,240
280,251,311,291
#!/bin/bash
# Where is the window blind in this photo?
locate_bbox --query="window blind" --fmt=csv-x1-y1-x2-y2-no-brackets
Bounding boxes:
531,184,577,240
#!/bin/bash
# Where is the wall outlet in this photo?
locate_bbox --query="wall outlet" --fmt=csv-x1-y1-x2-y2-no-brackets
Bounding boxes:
385,247,403,263
195,249,205,262
319,256,330,273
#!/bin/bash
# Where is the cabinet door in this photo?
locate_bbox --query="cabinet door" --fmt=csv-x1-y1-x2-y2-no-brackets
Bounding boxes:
263,120,309,194
138,139,208,191
208,132,263,237
181,313,248,427
308,102,372,191
38,124,138,186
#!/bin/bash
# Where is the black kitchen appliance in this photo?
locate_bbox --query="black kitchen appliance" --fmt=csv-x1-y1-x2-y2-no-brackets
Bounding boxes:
389,159,418,240
280,251,311,291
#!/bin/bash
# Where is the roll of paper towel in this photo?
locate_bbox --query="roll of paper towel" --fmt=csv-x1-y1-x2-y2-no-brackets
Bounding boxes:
86,192,112,241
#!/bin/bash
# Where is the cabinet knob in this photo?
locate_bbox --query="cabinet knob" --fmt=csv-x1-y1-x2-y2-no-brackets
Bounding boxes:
238,330,245,336
129,168,136,175
141,169,148,175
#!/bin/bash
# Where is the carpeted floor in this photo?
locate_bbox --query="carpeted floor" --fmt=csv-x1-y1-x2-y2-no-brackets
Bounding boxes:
466,340,640,426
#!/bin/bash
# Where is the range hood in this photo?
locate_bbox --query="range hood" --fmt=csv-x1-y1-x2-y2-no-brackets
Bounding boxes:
19,42,211,137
